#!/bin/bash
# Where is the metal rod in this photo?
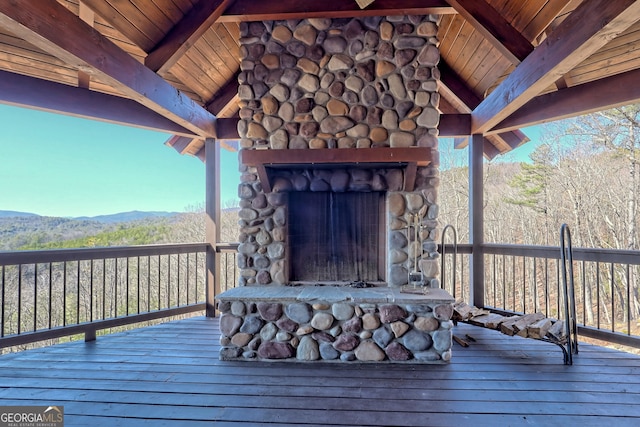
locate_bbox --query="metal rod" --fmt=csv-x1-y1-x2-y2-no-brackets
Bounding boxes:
1,265,5,337
34,263,38,333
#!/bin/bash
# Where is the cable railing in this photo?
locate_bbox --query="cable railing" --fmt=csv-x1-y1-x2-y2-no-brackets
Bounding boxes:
0,243,208,351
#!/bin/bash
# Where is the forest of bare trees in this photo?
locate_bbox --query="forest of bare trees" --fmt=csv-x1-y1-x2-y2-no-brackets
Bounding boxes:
438,105,640,337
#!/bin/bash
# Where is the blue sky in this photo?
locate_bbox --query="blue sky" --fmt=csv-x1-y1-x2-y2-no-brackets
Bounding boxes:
0,105,241,217
0,104,542,218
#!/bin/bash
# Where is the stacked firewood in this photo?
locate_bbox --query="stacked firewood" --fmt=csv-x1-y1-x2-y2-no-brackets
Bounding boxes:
453,301,567,343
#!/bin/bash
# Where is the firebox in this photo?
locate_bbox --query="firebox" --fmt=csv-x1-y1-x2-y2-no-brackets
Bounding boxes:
288,191,385,283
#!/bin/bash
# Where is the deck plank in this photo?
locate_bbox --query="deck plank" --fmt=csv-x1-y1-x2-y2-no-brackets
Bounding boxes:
0,317,639,426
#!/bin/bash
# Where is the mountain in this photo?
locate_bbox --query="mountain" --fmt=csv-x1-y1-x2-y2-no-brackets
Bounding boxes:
0,210,40,218
75,211,180,223
0,210,181,250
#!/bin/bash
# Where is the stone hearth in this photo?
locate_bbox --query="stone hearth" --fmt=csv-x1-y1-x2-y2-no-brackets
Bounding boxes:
218,287,454,362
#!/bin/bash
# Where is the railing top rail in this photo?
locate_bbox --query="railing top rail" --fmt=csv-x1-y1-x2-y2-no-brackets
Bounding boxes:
0,242,209,266
483,243,640,264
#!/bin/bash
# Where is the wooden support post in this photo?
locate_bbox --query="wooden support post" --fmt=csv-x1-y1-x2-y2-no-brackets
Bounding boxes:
205,139,222,317
469,134,485,308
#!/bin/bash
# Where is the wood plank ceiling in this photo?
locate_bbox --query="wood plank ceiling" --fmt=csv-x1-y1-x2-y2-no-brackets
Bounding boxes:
1,0,640,160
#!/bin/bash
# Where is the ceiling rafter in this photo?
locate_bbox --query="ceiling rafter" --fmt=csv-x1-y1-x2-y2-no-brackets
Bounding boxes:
0,0,218,139
492,67,640,133
205,72,241,117
166,72,241,157
145,0,236,74
471,0,640,135
445,0,534,64
217,0,455,22
0,70,198,138
438,59,528,152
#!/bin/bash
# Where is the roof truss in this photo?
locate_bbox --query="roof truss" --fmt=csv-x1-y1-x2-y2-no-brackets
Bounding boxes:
0,0,218,138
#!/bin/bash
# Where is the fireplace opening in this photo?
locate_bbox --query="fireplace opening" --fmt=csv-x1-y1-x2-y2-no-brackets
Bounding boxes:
288,191,385,283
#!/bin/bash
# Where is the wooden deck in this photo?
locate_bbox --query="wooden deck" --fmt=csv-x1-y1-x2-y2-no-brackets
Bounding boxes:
1,317,639,426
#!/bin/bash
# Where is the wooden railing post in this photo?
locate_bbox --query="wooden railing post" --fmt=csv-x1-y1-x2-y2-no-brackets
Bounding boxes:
469,134,485,308
205,138,222,317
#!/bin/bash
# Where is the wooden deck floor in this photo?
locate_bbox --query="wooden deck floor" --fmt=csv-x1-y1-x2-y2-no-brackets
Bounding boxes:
1,317,639,426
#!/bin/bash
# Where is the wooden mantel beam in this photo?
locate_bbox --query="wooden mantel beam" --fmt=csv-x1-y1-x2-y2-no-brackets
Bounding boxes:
0,70,198,138
445,0,533,64
217,0,455,22
0,0,217,139
145,0,235,74
471,0,640,135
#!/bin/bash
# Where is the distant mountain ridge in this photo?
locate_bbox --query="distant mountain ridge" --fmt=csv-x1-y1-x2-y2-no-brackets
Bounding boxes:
0,210,179,223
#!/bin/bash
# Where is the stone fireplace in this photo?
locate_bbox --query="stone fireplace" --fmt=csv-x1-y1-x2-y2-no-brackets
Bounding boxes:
217,15,454,363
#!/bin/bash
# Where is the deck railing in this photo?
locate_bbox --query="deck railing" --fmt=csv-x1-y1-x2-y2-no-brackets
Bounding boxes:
0,243,209,350
441,243,640,348
2,240,638,351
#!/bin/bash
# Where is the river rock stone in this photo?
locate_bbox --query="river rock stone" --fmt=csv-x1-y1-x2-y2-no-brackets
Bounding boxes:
390,321,410,338
312,331,335,343
240,315,264,334
311,312,334,330
333,333,360,351
325,36,347,53
320,342,340,360
362,313,380,330
260,322,278,341
220,346,243,359
414,316,439,332
332,303,355,320
434,304,453,320
416,107,439,127
355,341,385,361
417,44,439,66
320,116,355,133
403,330,433,352
285,303,313,323
433,330,452,352
386,342,412,361
231,301,246,316
297,335,320,360
372,326,393,348
220,314,242,336
258,341,295,359
272,25,292,43
298,74,320,92
388,74,407,99
257,302,283,321
343,316,362,333
379,304,407,323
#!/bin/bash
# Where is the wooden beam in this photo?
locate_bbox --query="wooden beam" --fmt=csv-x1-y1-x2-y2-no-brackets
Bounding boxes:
77,1,94,89
492,68,640,133
0,70,198,137
145,0,235,74
205,73,240,116
439,114,471,137
482,138,501,160
0,0,217,138
240,147,432,166
445,0,533,64
215,117,240,139
439,60,477,113
439,60,528,151
471,0,640,134
217,0,455,22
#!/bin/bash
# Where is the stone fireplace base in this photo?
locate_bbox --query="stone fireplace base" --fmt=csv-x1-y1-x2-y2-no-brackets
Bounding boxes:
216,287,454,363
